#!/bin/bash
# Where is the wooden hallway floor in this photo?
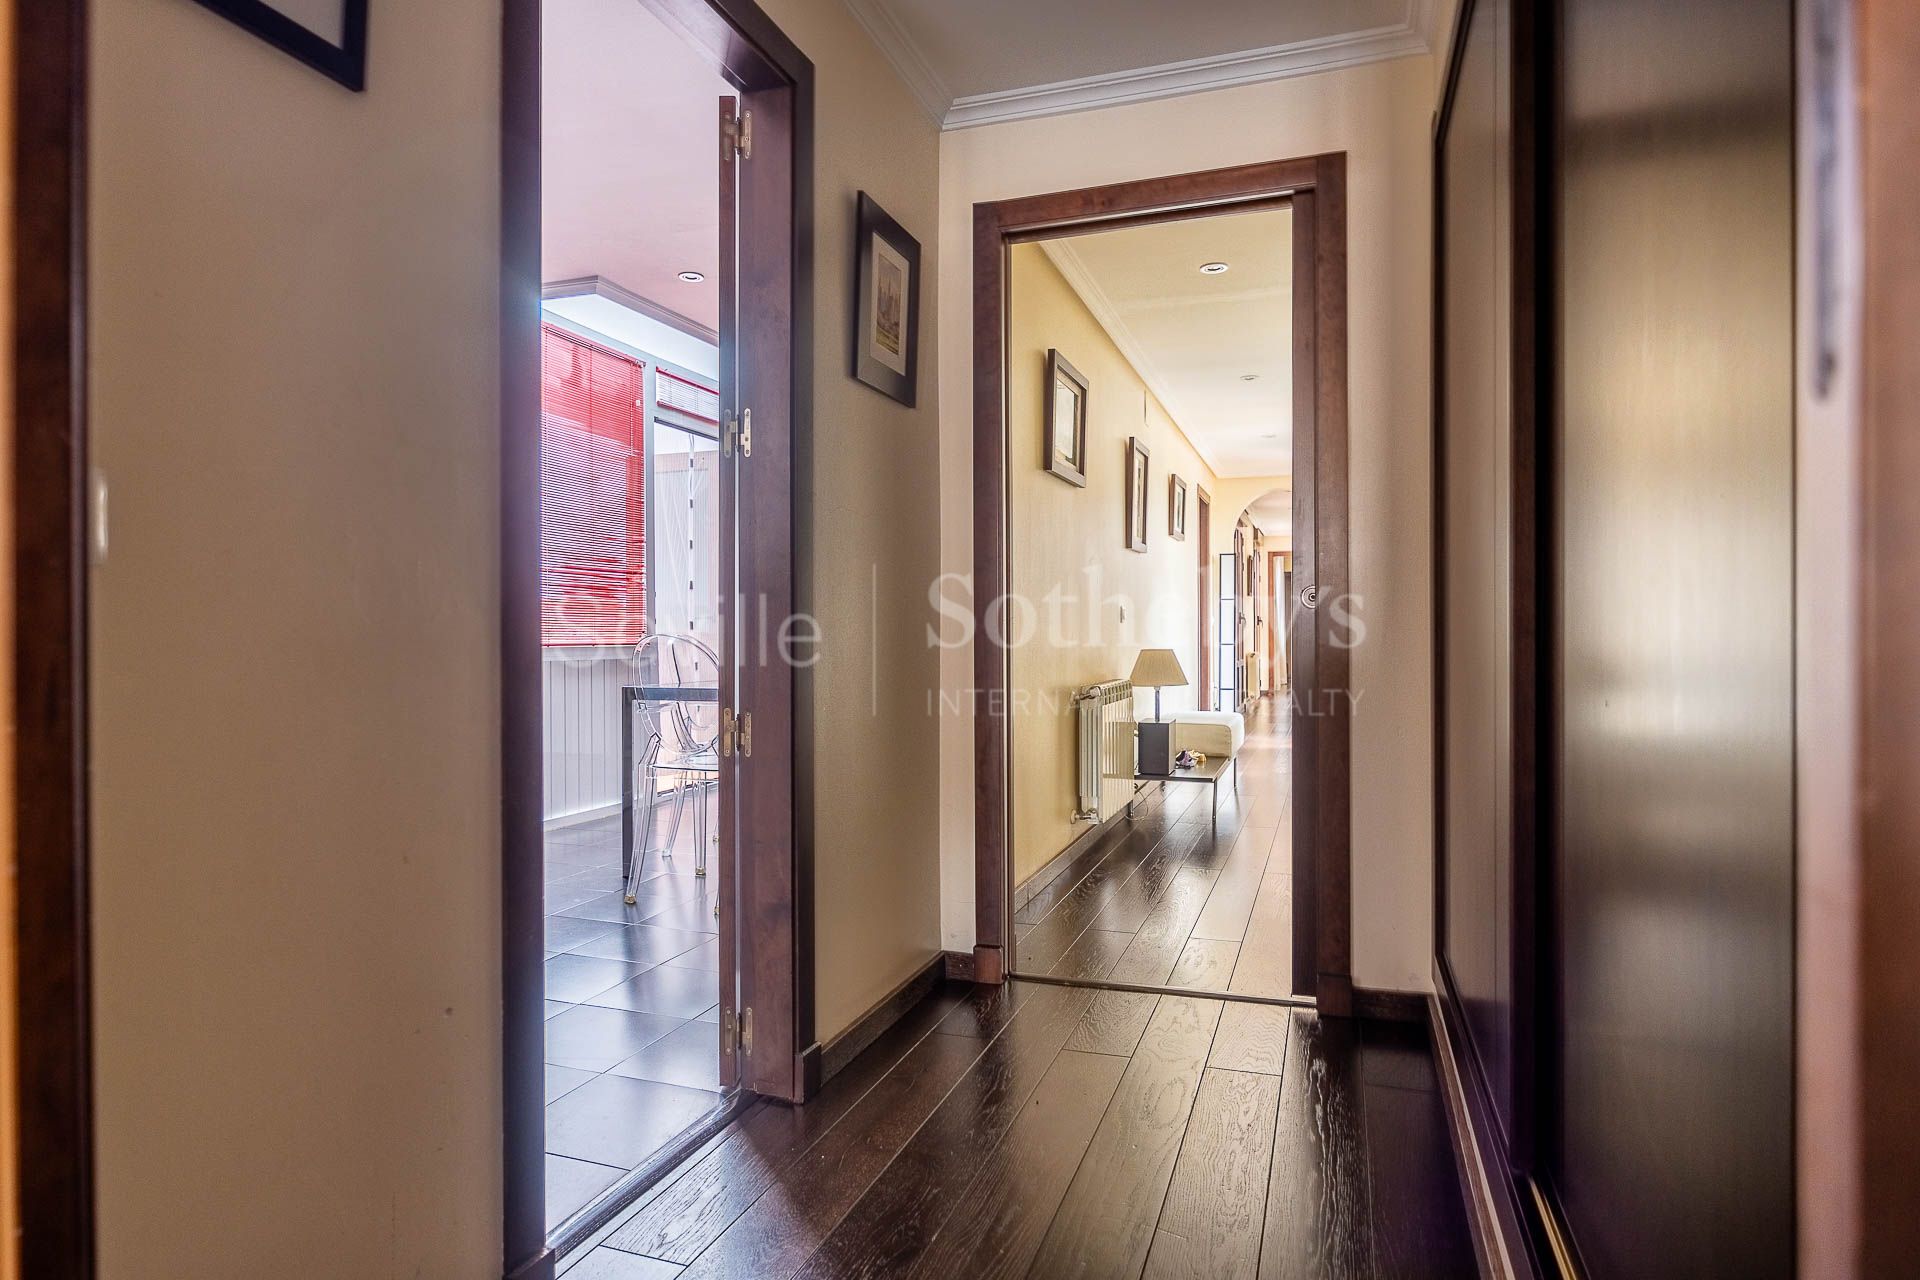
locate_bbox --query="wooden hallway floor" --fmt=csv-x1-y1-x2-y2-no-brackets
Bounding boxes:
1015,695,1298,998
560,978,1478,1278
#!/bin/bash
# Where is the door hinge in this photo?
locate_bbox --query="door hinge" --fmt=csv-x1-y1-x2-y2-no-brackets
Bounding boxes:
721,408,753,458
737,711,752,758
741,1007,754,1055
725,109,752,160
721,1007,738,1054
720,706,736,757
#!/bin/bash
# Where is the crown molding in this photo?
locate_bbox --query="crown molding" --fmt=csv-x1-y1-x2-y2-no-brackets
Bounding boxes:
1039,238,1230,478
945,16,1430,130
839,0,952,128
847,0,1434,133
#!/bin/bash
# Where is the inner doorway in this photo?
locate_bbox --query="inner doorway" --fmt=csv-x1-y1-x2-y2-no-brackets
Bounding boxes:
503,0,813,1271
970,157,1352,1012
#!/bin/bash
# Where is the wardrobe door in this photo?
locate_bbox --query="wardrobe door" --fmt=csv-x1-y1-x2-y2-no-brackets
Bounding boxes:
1550,0,1795,1273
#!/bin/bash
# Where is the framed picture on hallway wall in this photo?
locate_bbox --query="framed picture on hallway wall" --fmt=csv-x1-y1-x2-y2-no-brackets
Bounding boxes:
1044,349,1089,486
1169,474,1189,540
1125,436,1151,551
852,192,921,406
192,0,369,90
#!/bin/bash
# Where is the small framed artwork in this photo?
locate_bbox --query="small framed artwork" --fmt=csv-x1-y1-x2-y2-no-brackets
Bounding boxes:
193,0,369,90
853,192,922,406
1044,350,1089,487
1125,436,1151,552
1168,474,1189,540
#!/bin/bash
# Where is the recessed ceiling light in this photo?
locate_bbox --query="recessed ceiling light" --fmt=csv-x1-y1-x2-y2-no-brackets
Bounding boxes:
1240,373,1261,382
1261,431,1282,439
677,270,706,283
1199,261,1230,275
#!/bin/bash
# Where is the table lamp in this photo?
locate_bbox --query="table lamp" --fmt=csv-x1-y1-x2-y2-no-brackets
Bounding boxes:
1130,648,1187,776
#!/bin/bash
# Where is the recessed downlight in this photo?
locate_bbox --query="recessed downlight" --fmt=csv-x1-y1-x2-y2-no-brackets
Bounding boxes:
1240,373,1261,382
677,270,706,283
1199,261,1230,275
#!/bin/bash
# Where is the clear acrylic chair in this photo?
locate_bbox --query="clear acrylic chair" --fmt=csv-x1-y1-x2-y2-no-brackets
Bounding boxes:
623,633,722,904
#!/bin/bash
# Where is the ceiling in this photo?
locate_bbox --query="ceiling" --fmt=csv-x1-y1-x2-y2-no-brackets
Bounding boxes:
1244,488,1294,537
1041,207,1292,479
543,0,727,332
844,0,1432,128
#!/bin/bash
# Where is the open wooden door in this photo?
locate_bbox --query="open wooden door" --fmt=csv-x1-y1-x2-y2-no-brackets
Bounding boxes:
716,82,800,1102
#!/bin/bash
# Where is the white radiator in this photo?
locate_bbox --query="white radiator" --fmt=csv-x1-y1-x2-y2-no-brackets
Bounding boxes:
1073,679,1136,824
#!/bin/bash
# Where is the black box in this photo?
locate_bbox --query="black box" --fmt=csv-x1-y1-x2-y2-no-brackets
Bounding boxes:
1138,720,1174,776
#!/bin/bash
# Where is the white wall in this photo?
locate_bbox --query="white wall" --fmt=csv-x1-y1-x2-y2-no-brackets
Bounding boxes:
937,56,1439,990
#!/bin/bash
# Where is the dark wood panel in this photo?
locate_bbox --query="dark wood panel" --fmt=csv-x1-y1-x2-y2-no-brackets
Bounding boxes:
1144,1068,1282,1280
1260,1011,1374,1279
1027,995,1222,1279
906,1050,1127,1280
14,1,93,1275
1550,0,1795,1274
1063,989,1159,1058
791,984,1094,1278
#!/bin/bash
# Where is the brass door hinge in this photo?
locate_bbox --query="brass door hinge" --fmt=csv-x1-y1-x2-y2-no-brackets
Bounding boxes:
721,1007,738,1054
741,1007,754,1055
720,707,736,757
725,110,752,160
737,711,752,758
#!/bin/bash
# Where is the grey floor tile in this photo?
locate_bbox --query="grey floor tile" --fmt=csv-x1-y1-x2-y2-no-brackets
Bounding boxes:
545,953,644,1003
545,1153,624,1231
607,1019,720,1092
545,1004,684,1073
544,1073,721,1169
583,964,719,1020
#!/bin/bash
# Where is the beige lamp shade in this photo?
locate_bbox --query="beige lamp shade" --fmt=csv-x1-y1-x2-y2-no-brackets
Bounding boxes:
1129,648,1188,688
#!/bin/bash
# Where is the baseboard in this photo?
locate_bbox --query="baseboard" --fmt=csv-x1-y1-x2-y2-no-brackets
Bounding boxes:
941,949,976,981
1429,968,1542,1279
505,1249,555,1280
1354,986,1428,1023
817,953,946,1085
1012,804,1130,913
544,801,620,830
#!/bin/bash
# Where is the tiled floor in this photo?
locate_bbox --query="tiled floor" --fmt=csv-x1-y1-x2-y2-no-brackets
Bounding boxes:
1012,695,1296,998
544,804,724,1232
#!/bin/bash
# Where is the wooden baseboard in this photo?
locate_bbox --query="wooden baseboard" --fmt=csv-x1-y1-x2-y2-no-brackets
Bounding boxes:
816,953,946,1086
941,949,976,981
1354,986,1428,1023
1013,806,1129,913
505,1249,555,1280
1429,968,1544,1279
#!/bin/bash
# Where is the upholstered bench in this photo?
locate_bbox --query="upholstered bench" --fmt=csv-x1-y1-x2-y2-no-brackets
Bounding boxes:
1169,710,1246,761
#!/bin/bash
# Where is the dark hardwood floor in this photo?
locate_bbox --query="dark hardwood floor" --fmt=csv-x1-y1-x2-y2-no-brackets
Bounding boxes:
560,977,1477,1278
1014,697,1297,999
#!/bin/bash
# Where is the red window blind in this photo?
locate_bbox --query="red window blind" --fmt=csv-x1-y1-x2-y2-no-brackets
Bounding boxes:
541,325,646,646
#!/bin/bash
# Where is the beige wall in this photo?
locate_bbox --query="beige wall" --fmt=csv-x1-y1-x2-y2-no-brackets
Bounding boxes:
937,56,1438,990
87,0,941,1274
754,0,945,1043
1006,244,1217,886
90,1,504,1274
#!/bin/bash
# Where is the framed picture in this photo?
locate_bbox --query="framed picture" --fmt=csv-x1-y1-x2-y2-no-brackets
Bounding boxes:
1044,350,1089,486
193,0,369,90
852,192,922,406
1168,474,1189,540
1125,436,1151,552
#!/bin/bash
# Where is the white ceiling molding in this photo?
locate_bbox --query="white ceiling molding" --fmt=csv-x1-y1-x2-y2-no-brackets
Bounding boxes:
1039,238,1227,477
840,0,953,128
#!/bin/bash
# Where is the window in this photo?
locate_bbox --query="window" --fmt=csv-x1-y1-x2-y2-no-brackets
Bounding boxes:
541,325,646,646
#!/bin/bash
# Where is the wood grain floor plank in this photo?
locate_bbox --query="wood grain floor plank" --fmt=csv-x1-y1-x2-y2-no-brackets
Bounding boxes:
602,984,965,1261
1168,937,1241,990
1208,1001,1293,1075
1227,872,1294,999
1050,927,1133,980
905,1050,1128,1280
1107,861,1226,987
1363,1078,1478,1279
1260,1011,1376,1280
1026,996,1224,1280
1063,989,1159,1057
1191,824,1277,942
1144,1067,1283,1280
789,983,1097,1280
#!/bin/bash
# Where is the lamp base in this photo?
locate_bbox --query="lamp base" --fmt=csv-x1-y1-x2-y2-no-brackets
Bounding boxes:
1138,720,1174,776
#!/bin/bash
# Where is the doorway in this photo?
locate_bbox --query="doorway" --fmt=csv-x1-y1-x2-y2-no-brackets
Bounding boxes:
970,156,1352,1012
502,0,814,1273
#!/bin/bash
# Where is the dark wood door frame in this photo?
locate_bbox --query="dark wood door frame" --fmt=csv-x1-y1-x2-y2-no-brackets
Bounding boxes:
502,1,814,1275
1196,487,1211,711
970,156,1352,1012
13,1,95,1277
